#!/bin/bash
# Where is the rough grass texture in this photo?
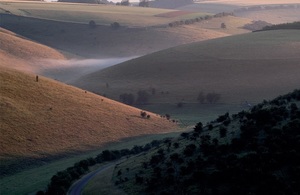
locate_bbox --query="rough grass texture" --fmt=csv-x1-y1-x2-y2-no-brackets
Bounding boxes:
0,27,65,72
0,68,177,162
74,30,300,105
0,2,204,26
0,2,253,58
0,28,177,174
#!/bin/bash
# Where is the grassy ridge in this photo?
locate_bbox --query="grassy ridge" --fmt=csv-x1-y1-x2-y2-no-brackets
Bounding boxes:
0,67,178,175
110,89,300,194
0,27,178,177
74,30,300,105
0,2,206,26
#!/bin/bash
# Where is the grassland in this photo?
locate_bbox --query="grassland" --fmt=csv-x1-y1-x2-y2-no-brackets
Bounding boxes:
0,25,179,178
0,1,207,26
0,24,182,194
0,1,253,57
0,131,182,195
73,30,300,123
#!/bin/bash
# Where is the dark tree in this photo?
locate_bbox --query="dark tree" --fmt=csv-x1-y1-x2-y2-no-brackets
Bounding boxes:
219,126,227,138
206,92,221,104
89,20,96,28
139,0,149,7
119,93,135,105
194,122,203,133
136,90,150,104
120,0,129,5
111,22,120,30
221,22,226,29
197,91,205,103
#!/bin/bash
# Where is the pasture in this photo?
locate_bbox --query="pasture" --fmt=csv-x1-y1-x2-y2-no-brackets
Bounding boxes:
73,30,300,124
0,1,208,27
0,131,183,195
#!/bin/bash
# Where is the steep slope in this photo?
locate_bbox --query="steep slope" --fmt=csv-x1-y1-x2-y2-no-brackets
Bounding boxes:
0,28,178,175
74,30,300,105
0,27,65,72
111,89,300,195
0,68,177,174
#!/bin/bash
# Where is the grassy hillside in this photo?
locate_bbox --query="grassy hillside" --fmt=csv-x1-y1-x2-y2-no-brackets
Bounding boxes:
0,67,178,175
0,27,65,72
0,2,253,57
0,2,205,27
0,27,178,176
74,30,300,105
107,89,300,194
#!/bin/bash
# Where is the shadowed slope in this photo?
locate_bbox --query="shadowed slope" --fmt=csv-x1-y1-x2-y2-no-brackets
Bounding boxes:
0,27,177,175
0,68,177,173
74,30,300,105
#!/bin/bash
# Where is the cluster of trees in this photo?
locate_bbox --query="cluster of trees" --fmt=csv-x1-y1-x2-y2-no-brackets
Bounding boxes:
259,21,300,31
116,89,300,194
197,91,221,104
116,0,129,6
37,139,167,195
150,0,193,9
119,89,153,105
140,111,150,119
139,0,149,7
58,0,111,4
168,12,233,28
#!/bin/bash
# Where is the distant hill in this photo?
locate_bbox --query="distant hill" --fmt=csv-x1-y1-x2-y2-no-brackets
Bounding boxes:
0,2,252,57
0,27,65,72
74,30,300,105
112,89,300,194
0,28,178,175
149,0,193,9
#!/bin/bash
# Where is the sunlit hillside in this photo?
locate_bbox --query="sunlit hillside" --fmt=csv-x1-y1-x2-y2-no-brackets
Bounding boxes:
0,27,65,72
0,28,178,176
0,1,253,57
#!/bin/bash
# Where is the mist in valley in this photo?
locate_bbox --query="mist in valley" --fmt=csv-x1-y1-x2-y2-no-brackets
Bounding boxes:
38,56,137,83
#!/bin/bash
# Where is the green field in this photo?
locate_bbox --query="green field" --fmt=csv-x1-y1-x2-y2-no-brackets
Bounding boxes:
74,30,300,105
0,131,183,195
0,1,208,27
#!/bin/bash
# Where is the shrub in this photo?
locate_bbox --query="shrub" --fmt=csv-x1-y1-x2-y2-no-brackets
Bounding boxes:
136,90,150,104
206,92,221,104
111,22,120,30
219,126,227,138
119,93,135,105
88,20,96,29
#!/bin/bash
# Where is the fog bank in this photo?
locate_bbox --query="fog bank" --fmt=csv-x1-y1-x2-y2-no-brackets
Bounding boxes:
38,57,137,83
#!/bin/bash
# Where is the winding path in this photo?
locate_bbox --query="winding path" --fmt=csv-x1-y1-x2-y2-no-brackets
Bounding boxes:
68,163,115,195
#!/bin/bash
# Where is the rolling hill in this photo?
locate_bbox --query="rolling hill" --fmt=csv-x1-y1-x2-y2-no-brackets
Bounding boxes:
0,1,253,57
110,89,300,195
74,30,300,106
0,28,178,176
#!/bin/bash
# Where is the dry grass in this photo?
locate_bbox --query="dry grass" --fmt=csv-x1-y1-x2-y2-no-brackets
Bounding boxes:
0,27,178,173
0,67,178,161
0,27,65,72
197,0,300,6
74,30,300,105
0,1,254,58
1,13,251,58
0,1,205,27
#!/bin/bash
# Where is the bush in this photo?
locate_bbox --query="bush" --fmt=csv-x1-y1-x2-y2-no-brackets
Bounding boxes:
88,20,96,29
206,92,221,104
111,22,120,30
119,93,135,105
136,90,150,104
